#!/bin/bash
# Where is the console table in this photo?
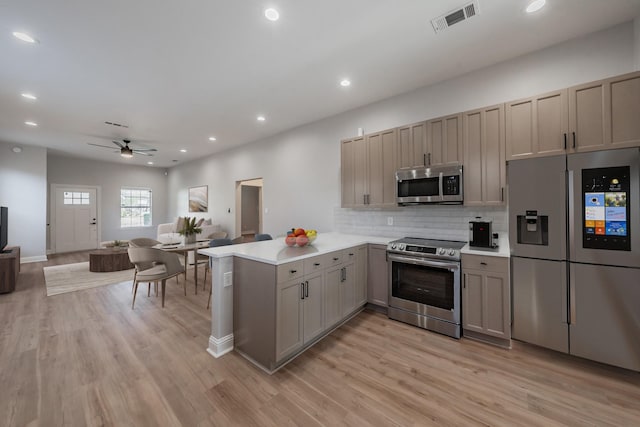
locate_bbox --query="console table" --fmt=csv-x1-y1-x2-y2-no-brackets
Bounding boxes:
0,246,20,294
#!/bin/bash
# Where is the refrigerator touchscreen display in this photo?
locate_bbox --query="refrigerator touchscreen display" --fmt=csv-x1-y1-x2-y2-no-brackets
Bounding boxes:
582,166,630,251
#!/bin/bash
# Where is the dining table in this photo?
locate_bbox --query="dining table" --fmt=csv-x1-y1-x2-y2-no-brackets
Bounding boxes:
154,240,210,294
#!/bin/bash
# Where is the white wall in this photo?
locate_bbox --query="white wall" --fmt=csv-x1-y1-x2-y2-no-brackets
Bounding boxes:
47,154,168,246
168,22,637,238
0,141,48,262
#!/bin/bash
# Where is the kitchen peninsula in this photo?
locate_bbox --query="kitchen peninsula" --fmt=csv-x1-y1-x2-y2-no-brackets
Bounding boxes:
198,233,393,373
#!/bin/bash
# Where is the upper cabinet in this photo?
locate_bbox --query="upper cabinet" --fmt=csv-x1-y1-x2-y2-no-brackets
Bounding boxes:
463,104,506,206
397,121,426,169
427,113,464,166
397,115,463,169
569,71,640,152
506,71,640,160
341,129,397,208
506,89,568,160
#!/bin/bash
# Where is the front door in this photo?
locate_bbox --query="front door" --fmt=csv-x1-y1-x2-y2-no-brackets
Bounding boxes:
54,187,99,253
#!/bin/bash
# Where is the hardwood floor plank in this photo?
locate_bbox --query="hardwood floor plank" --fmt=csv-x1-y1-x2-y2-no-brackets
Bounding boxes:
0,251,639,426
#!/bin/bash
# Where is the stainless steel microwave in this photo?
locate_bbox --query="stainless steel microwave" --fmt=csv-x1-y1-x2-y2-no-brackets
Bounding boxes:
396,164,463,205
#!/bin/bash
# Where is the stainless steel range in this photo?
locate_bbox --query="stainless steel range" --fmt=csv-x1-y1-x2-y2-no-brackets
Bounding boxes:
387,237,464,338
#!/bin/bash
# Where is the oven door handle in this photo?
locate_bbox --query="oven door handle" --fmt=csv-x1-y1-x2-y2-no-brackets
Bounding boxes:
387,254,459,271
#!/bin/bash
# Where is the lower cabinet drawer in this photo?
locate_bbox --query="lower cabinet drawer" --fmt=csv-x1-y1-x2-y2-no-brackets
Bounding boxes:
461,254,508,272
277,260,304,283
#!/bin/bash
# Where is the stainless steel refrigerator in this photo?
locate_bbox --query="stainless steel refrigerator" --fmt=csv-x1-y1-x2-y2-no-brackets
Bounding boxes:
509,148,640,371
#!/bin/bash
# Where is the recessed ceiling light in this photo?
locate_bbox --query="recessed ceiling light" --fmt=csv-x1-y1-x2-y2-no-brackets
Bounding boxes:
340,79,351,87
180,149,187,153
12,147,22,153
257,115,266,122
24,121,38,127
21,93,37,100
526,0,546,13
208,136,217,141
147,161,154,165
264,8,279,21
13,32,37,43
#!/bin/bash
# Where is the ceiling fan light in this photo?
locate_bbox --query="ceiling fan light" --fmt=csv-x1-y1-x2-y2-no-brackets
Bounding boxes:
121,148,134,158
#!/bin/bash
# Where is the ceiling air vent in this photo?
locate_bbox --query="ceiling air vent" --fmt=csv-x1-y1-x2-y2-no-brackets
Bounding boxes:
431,0,479,34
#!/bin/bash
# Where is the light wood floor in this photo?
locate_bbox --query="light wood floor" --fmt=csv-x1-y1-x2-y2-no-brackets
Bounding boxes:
1,252,639,426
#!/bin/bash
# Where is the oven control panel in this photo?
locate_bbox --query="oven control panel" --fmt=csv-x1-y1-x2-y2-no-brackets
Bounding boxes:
387,242,460,260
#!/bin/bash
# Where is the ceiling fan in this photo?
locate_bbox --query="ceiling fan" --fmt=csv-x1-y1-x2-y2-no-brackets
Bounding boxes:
88,139,158,158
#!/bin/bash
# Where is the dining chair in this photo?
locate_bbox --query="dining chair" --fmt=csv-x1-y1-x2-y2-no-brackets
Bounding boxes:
254,233,272,241
128,238,163,295
128,247,185,309
204,238,233,309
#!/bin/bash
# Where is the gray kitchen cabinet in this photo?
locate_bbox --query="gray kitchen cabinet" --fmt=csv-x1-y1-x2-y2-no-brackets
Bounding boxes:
463,104,506,206
569,70,640,152
506,71,640,160
341,129,397,208
506,89,568,160
341,136,367,207
325,264,343,328
397,121,426,169
367,129,398,207
427,113,464,166
462,254,511,347
354,245,368,307
275,277,304,361
276,269,324,361
367,244,388,307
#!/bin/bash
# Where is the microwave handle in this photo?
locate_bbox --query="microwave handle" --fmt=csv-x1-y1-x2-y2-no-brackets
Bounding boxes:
438,172,444,201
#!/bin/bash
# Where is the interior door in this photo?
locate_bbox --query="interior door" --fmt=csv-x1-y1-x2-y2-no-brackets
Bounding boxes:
54,187,98,253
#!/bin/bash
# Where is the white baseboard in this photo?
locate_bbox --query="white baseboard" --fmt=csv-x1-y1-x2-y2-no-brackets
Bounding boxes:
207,333,234,358
21,255,48,264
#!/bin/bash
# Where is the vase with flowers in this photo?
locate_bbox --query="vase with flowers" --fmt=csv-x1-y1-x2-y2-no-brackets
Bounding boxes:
178,216,202,245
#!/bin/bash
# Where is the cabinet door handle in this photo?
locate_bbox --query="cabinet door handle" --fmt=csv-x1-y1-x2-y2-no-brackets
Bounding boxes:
480,262,487,266
333,257,339,261
501,187,504,202
428,153,431,166
348,253,354,257
300,283,305,300
290,269,297,274
563,133,567,150
572,131,576,149
463,274,466,289
423,153,426,166
363,194,367,205
305,280,309,298
314,263,320,266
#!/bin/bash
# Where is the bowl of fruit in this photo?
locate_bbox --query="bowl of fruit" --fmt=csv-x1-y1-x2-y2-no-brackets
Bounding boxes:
285,228,317,247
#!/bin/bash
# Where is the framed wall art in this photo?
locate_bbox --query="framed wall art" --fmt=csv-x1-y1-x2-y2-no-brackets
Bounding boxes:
188,185,208,212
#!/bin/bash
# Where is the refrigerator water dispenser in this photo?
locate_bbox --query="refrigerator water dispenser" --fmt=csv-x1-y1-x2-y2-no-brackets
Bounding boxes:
517,210,548,245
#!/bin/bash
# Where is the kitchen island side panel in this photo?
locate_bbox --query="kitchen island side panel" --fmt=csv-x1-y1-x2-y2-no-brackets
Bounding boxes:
233,257,277,370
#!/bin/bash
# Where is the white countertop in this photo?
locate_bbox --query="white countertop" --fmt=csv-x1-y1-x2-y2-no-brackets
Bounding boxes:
198,232,396,265
461,234,510,258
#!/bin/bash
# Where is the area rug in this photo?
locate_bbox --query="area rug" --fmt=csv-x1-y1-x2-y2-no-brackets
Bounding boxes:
44,262,134,296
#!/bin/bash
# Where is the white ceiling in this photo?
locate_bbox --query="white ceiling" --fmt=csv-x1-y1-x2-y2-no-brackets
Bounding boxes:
1,0,639,168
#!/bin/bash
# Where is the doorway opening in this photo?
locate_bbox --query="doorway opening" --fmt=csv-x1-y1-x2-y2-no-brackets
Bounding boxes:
235,178,263,243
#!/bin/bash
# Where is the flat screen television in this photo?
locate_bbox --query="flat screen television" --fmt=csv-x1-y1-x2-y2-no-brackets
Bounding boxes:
0,206,7,253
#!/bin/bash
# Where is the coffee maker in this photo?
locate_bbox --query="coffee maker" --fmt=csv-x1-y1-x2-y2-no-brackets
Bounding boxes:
469,217,498,248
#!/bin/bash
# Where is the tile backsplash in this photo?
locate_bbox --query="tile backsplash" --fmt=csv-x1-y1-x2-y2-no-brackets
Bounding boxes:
334,205,508,241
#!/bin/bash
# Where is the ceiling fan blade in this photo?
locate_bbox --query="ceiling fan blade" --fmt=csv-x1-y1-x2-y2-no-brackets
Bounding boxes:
88,143,118,149
112,140,125,148
132,150,154,156
131,148,158,152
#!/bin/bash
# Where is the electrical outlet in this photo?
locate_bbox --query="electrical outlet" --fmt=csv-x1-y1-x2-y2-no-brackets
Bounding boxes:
387,216,393,226
223,271,233,287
